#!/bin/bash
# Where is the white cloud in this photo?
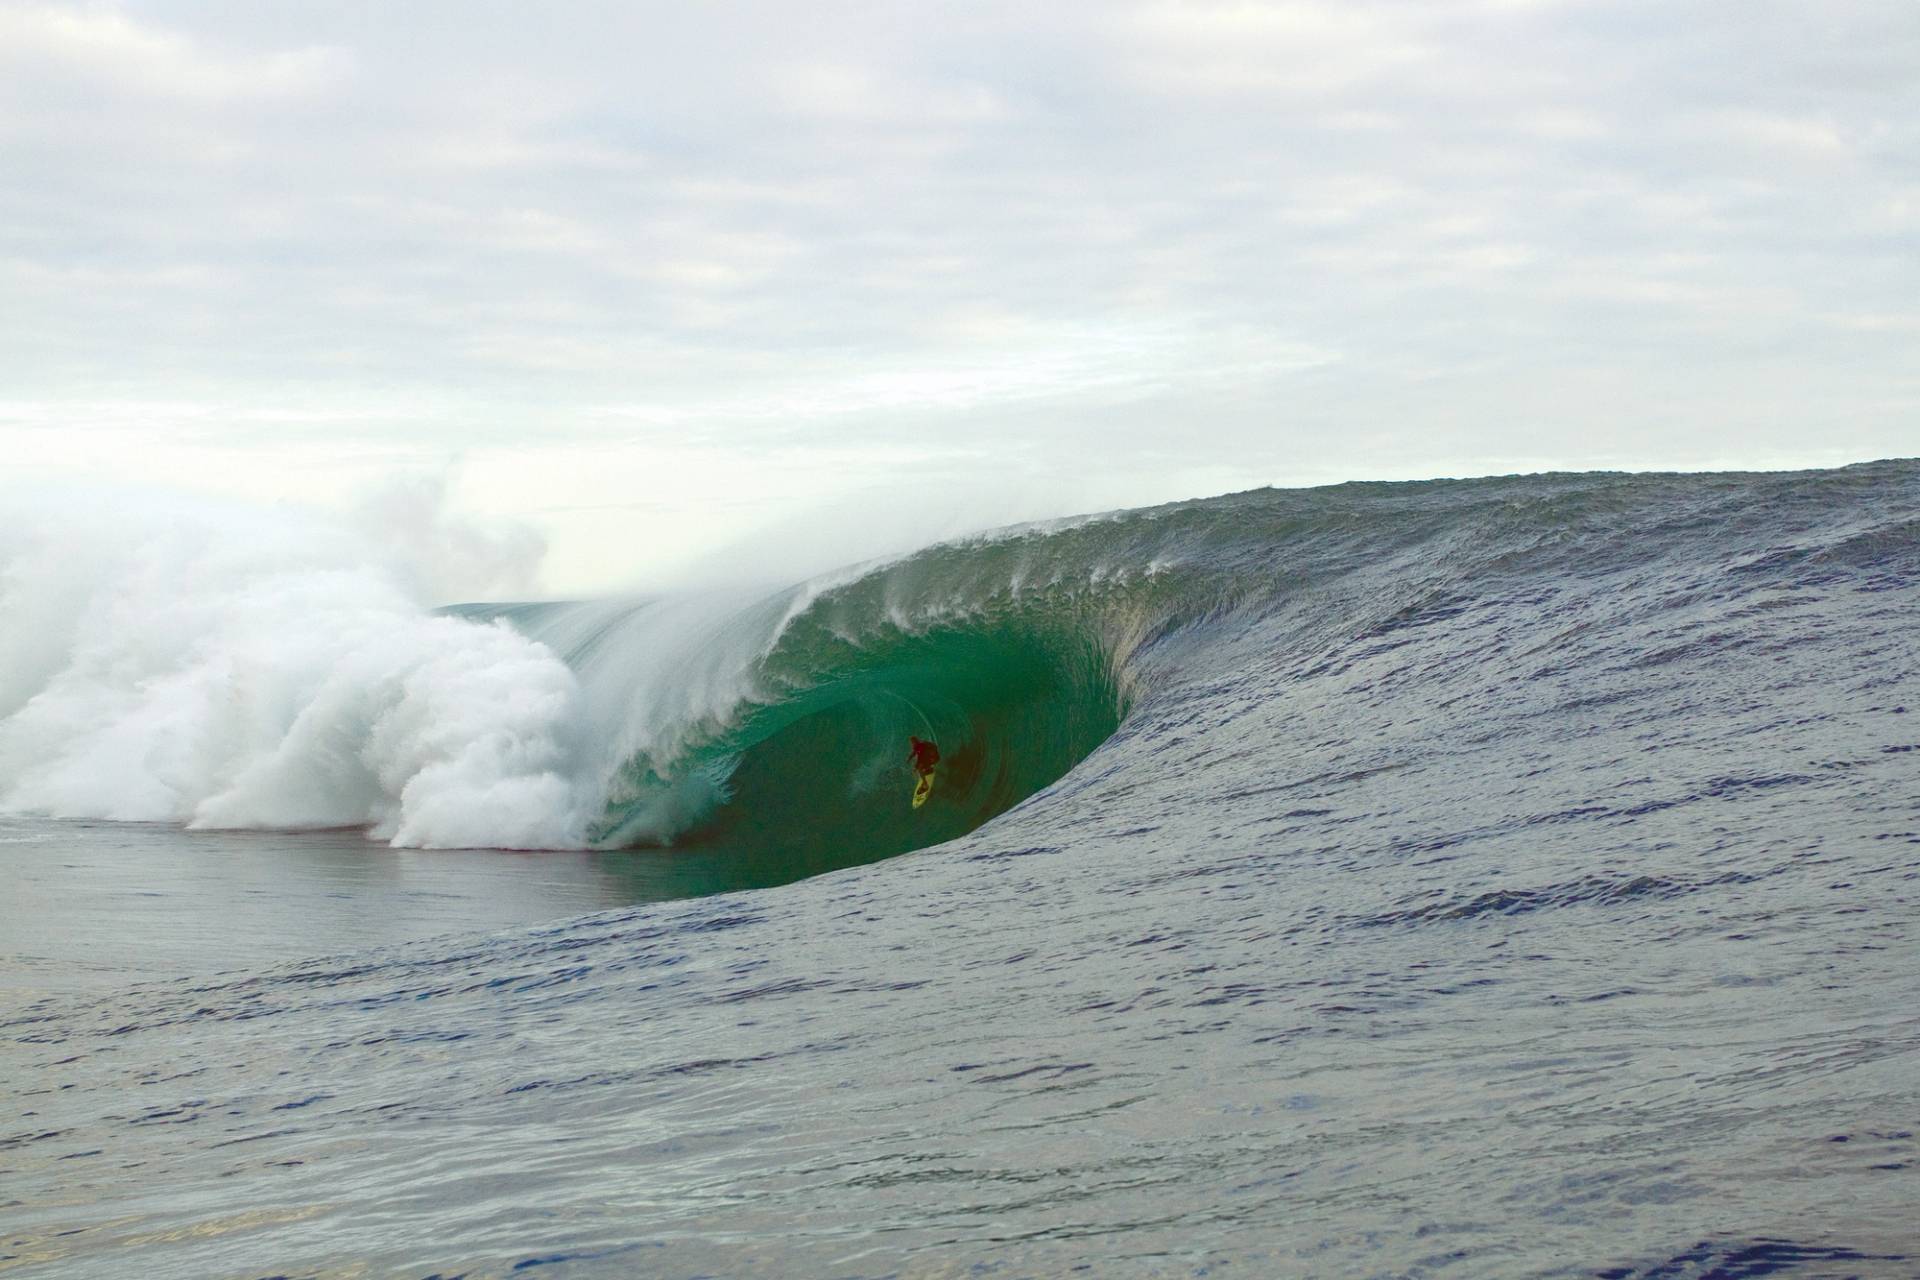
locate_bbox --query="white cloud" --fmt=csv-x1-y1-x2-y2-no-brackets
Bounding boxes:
0,0,1915,591
0,4,347,102
1698,109,1851,162
1117,1,1433,97
770,62,1009,124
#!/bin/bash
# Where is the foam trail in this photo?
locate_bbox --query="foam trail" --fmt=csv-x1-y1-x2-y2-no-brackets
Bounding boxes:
0,488,598,849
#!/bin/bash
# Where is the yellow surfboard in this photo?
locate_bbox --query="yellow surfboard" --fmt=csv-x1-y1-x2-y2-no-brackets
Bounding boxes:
912,772,934,808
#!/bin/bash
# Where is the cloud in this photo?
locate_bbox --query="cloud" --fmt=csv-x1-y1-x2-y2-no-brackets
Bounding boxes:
1116,1,1435,98
770,62,1010,124
1695,109,1851,163
0,4,347,103
1,0,1916,590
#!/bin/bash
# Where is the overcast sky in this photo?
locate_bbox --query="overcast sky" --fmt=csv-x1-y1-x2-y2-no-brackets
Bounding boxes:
3,0,1916,592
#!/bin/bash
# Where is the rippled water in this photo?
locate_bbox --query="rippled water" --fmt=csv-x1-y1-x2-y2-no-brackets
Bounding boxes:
5,465,1919,1277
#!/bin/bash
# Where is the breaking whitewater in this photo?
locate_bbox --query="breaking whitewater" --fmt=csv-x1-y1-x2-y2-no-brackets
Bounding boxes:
4,462,1918,1278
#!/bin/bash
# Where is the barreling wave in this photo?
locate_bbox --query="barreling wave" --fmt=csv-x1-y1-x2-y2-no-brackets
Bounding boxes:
538,458,1920,886
3,462,1916,888
488,519,1173,873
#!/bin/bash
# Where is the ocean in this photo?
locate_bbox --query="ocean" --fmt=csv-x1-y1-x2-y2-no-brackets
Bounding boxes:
3,462,1917,1277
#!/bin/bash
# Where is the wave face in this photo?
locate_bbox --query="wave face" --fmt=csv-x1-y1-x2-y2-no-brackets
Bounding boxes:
506,525,1155,879
523,457,1920,892
4,460,1919,1277
5,463,1919,877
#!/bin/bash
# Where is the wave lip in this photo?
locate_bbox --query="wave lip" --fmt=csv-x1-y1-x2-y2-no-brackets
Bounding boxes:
566,550,1142,880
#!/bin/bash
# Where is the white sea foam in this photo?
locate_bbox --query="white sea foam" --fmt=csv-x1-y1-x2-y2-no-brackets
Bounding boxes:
0,486,599,848
0,478,1078,850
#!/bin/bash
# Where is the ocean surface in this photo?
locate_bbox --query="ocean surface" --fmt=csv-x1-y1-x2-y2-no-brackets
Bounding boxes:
3,463,1918,1278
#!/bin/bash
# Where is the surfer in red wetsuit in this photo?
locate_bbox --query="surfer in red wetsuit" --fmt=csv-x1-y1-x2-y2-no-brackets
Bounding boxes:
908,735,940,779
908,735,941,808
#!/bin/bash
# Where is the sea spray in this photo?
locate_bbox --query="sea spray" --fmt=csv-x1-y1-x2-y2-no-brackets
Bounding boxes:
0,490,597,848
0,487,1133,860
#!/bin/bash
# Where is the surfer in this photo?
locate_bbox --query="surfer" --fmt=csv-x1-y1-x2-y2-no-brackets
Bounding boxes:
908,735,940,808
908,735,940,778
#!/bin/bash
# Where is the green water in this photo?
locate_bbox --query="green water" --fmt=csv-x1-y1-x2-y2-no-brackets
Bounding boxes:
593,616,1127,890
